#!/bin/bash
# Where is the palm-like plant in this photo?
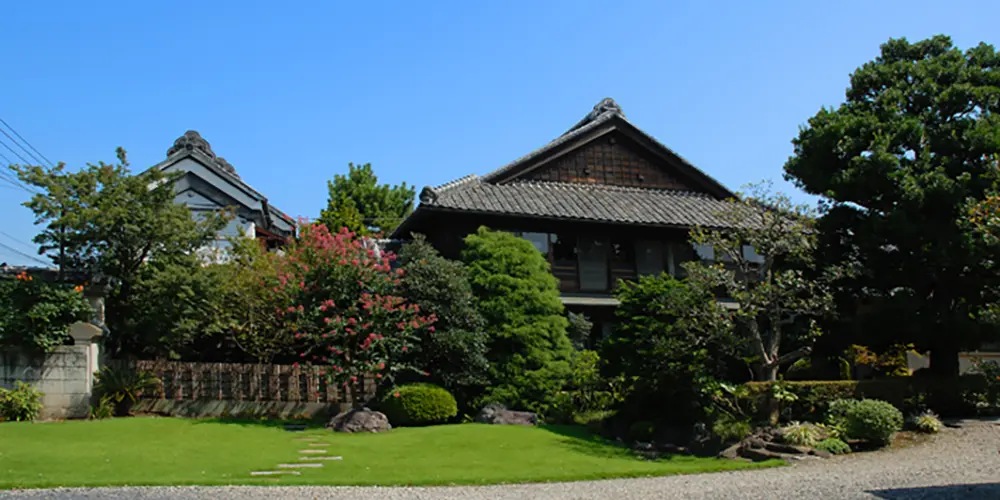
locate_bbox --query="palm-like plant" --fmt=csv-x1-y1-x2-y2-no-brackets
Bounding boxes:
94,365,160,417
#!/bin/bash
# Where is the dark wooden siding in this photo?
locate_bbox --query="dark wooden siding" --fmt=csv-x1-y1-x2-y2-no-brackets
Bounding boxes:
522,134,692,190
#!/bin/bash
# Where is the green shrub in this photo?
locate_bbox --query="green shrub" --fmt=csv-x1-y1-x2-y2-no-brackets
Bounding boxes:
743,377,987,421
89,394,115,420
462,228,575,413
907,410,942,434
573,409,615,435
844,399,903,446
711,414,752,443
0,276,93,353
815,437,851,455
380,383,458,426
778,421,825,447
824,398,860,438
94,365,160,417
628,420,656,442
0,381,44,422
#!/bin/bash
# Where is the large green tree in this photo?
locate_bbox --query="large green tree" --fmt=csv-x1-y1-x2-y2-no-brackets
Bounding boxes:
783,35,1000,375
461,227,576,413
12,148,228,357
685,183,837,381
319,163,415,236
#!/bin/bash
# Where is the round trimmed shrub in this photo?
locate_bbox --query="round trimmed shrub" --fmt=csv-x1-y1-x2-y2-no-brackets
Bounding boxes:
380,383,458,427
845,399,903,446
815,437,851,455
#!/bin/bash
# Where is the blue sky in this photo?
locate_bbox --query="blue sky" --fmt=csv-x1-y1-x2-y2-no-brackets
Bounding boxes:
1,0,997,265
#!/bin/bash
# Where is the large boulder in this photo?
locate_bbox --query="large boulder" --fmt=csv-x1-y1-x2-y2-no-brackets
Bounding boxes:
475,404,538,426
327,407,391,433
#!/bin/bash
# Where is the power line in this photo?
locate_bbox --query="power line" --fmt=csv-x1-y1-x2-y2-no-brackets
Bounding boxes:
0,231,36,252
0,240,50,267
0,137,32,165
0,127,45,167
0,117,54,166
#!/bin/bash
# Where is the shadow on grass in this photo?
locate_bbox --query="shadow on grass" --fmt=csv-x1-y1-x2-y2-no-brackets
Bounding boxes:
867,483,1000,499
540,424,690,462
189,416,328,431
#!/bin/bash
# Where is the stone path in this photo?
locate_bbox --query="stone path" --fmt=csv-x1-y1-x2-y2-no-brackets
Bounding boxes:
249,432,334,477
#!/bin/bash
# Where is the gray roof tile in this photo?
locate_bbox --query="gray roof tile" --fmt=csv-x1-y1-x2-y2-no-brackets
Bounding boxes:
420,179,742,228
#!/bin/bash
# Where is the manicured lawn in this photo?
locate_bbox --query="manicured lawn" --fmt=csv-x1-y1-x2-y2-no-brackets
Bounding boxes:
0,417,778,489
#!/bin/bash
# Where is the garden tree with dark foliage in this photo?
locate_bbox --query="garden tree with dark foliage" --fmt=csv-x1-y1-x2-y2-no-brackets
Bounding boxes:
396,235,490,410
685,183,837,381
319,163,415,236
123,254,230,360
11,148,228,357
277,223,434,407
783,36,1000,375
603,273,737,424
566,312,594,351
461,227,576,413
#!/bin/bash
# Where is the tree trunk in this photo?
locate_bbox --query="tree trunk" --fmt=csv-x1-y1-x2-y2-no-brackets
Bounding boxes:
754,362,780,382
929,330,960,377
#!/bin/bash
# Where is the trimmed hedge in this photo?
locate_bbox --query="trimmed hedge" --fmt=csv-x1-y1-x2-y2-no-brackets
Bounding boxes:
380,383,458,427
744,375,989,422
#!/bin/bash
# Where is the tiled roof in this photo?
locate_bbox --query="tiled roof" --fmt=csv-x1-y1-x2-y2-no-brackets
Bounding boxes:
418,178,744,228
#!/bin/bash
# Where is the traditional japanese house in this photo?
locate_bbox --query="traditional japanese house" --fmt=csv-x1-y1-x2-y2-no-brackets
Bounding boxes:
146,131,296,255
392,98,746,336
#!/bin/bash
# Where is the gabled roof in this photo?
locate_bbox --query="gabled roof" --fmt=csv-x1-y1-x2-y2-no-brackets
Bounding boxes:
145,131,294,228
392,98,739,238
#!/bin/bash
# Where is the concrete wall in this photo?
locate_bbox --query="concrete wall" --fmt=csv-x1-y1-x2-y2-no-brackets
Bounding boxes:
906,351,1000,374
0,322,103,420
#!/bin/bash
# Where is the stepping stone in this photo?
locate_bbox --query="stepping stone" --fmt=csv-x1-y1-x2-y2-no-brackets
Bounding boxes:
307,443,328,447
292,437,317,442
251,470,301,476
278,463,324,468
300,455,343,461
299,449,328,454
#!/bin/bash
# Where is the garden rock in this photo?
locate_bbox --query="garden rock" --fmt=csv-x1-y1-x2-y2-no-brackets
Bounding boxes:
809,448,833,458
475,404,538,426
764,442,810,455
717,427,833,462
326,407,392,433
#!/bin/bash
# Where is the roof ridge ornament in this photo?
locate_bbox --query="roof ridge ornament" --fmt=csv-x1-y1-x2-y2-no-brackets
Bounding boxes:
563,97,624,136
167,130,216,159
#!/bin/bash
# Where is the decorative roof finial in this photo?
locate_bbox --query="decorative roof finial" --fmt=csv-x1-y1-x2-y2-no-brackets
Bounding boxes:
167,130,216,159
591,97,623,119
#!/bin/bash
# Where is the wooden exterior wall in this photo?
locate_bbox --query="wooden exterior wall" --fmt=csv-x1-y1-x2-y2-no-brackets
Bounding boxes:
521,134,692,190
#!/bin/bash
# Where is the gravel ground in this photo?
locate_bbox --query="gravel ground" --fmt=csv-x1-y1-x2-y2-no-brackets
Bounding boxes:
3,418,998,500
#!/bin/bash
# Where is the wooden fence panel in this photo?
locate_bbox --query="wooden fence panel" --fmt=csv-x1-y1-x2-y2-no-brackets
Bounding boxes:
107,360,369,405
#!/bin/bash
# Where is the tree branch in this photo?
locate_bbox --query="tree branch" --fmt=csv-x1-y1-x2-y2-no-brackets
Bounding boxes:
775,346,812,366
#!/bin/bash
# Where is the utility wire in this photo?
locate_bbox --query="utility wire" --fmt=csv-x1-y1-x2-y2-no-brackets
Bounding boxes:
0,240,50,266
0,127,46,167
0,231,36,251
0,117,54,166
0,136,32,165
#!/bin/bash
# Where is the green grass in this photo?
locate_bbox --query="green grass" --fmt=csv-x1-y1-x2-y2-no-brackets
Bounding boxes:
0,418,778,489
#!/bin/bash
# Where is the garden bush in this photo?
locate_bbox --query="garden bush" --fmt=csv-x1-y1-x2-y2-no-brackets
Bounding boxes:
743,377,987,422
94,365,160,417
0,273,93,353
907,410,942,434
778,421,825,447
711,414,752,443
380,383,458,426
844,399,903,446
0,381,43,422
814,437,851,455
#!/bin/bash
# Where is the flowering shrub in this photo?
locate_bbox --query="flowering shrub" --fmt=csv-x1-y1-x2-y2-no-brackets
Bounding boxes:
0,272,93,353
277,223,435,406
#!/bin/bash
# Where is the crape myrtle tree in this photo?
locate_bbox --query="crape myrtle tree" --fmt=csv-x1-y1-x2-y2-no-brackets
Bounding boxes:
783,36,1000,375
276,222,435,407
